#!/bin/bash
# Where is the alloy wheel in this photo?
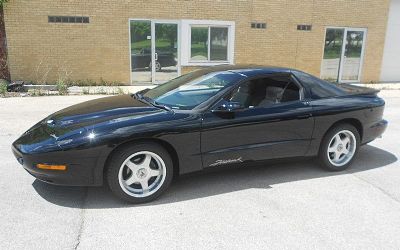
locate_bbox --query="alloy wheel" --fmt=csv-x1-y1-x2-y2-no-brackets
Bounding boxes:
149,61,162,72
118,151,166,198
327,130,357,167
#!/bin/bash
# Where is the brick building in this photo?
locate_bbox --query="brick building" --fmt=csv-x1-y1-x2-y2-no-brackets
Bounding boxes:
3,0,396,85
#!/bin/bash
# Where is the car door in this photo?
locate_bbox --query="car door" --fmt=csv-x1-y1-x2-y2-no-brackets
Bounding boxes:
200,74,314,168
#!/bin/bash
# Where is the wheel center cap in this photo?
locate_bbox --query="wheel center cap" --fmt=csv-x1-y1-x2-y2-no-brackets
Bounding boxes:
136,168,148,179
337,144,344,152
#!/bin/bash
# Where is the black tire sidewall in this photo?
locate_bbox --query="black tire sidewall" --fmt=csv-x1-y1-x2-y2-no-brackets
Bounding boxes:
149,61,162,72
318,124,360,171
106,143,173,203
155,61,161,71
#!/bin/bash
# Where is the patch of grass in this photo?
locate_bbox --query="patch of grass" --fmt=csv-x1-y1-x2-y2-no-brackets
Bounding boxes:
71,79,123,87
131,39,172,51
0,80,7,97
324,46,362,59
29,88,46,96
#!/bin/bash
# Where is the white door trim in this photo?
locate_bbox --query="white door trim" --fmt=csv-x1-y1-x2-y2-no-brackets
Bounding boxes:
129,18,181,84
321,26,368,83
340,28,368,83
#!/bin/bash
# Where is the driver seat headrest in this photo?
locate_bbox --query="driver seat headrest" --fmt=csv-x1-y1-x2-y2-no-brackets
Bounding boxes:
265,86,283,99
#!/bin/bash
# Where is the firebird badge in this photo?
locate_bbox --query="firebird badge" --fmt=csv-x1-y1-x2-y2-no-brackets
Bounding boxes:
209,157,243,167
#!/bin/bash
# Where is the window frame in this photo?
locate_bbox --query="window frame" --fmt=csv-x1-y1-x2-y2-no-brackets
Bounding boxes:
189,25,229,63
215,73,305,111
181,19,235,67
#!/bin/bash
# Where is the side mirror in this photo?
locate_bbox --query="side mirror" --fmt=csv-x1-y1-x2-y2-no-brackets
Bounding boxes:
212,101,244,113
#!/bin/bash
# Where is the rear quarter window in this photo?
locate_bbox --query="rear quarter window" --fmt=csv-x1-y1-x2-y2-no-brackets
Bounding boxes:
293,71,346,99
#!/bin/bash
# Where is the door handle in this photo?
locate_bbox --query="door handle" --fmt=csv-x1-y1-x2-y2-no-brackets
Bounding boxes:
296,113,312,119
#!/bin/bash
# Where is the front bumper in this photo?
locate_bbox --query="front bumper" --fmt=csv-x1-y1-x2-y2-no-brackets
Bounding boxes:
12,143,102,186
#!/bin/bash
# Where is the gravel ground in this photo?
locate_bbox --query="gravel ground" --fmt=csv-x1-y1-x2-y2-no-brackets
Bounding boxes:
1,91,399,250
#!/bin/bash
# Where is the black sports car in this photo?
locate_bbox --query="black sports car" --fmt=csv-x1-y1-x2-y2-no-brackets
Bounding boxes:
12,65,387,203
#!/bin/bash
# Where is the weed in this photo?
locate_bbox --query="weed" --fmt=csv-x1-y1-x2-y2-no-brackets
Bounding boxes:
56,79,68,95
0,79,7,96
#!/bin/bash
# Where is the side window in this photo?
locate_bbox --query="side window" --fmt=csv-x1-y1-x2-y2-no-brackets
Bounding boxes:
225,74,300,108
293,71,344,98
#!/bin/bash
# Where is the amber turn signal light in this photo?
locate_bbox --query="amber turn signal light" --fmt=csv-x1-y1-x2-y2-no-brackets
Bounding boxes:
36,164,67,171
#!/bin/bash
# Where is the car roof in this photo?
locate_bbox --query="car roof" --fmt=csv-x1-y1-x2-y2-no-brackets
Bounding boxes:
195,64,293,78
194,65,364,99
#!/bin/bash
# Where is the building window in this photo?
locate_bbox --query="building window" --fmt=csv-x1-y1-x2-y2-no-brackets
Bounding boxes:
48,16,89,24
297,24,312,31
210,27,228,61
191,27,209,61
251,22,267,29
190,26,229,62
181,20,234,66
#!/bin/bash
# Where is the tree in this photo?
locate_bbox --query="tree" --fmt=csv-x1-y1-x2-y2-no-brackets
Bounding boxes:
0,0,10,81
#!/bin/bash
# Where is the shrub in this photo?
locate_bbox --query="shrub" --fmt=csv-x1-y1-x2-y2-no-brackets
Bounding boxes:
29,88,45,96
74,79,97,86
0,80,7,96
117,87,125,95
71,79,123,87
56,79,68,95
96,87,107,94
82,87,90,95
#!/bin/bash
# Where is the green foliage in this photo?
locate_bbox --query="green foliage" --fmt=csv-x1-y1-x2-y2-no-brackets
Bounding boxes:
117,87,125,95
0,79,7,96
56,79,68,95
96,86,107,94
130,22,177,55
130,21,150,42
0,0,9,7
70,79,122,87
29,88,45,96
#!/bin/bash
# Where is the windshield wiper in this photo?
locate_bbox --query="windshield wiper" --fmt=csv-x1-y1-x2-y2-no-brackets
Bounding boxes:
152,101,173,112
133,93,172,112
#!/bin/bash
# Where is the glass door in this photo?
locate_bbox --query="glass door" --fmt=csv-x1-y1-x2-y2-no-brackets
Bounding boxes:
321,28,345,82
154,23,179,84
130,20,179,84
340,29,366,81
130,20,152,83
321,27,366,83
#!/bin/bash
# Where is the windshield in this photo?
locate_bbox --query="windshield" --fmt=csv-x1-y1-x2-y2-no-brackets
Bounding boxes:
143,70,245,110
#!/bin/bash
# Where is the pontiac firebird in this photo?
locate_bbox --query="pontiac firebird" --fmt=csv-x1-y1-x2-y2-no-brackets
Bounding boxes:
12,65,387,203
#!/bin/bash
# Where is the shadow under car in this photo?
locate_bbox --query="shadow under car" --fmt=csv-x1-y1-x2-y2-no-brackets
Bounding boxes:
32,145,397,208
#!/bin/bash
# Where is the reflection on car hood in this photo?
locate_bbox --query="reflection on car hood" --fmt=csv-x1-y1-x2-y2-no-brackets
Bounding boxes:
48,94,160,129
14,95,167,153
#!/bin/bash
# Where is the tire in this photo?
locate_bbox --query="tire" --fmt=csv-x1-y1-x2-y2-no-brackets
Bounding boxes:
106,142,173,203
149,61,162,72
318,123,360,171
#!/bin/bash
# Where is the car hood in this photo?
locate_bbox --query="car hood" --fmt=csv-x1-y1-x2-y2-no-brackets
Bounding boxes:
14,95,166,153
47,94,161,128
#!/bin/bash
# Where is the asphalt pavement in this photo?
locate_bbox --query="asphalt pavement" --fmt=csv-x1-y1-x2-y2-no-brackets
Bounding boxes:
1,91,399,250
